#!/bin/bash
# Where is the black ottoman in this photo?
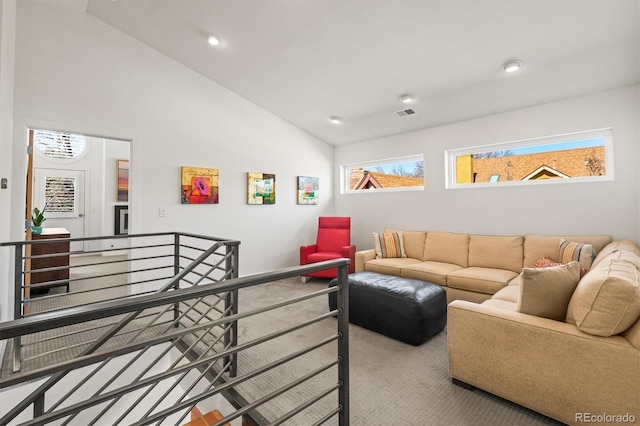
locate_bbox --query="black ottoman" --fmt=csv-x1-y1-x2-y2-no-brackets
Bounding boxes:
329,271,447,346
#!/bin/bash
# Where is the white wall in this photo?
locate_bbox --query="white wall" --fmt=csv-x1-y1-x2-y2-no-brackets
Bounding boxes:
335,85,640,250
103,138,130,250
0,0,16,322
9,1,333,287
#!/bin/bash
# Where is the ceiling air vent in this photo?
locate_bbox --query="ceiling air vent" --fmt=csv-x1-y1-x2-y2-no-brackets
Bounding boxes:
395,108,416,118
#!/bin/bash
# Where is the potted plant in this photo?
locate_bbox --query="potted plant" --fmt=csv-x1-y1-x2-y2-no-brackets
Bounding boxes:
31,206,46,235
31,194,56,235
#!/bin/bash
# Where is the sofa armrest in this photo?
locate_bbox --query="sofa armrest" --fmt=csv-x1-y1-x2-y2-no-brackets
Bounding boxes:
299,244,318,265
355,249,376,272
447,300,639,425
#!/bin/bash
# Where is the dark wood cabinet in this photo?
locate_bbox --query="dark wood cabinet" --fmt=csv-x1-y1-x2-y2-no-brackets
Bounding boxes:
30,227,70,293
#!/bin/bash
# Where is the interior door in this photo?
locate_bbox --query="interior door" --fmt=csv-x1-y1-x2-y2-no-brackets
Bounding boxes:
33,168,86,252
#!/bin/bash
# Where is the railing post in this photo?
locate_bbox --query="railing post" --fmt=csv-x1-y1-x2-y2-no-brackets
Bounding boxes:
13,244,23,373
336,262,350,426
224,243,239,377
33,393,44,419
173,233,180,327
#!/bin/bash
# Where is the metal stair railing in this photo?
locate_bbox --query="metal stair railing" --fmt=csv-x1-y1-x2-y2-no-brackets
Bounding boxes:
0,259,351,426
0,232,240,374
0,232,240,423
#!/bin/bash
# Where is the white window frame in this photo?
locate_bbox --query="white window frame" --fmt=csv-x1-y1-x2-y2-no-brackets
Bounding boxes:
445,128,614,189
341,154,425,194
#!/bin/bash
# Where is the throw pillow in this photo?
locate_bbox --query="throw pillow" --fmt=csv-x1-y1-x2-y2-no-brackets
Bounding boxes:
373,232,406,259
516,261,580,321
559,239,595,272
533,256,562,268
566,252,640,336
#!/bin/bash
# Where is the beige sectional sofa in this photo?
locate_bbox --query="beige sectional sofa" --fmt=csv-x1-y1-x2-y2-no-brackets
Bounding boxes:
355,230,612,303
356,231,640,425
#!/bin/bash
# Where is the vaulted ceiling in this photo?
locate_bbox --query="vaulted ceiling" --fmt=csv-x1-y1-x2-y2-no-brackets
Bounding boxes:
87,0,640,146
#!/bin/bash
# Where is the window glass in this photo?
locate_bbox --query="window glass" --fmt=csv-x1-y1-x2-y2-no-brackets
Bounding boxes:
446,129,612,188
343,155,424,192
34,130,87,159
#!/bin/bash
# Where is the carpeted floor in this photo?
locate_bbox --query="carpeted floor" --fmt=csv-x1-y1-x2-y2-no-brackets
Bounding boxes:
0,254,145,380
1,263,564,425
232,277,563,426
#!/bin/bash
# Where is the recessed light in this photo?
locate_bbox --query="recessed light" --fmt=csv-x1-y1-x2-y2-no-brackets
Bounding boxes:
400,94,414,104
207,35,221,46
329,116,342,124
502,59,523,73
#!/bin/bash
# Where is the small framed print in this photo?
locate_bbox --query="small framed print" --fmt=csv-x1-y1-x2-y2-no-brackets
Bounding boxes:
297,176,319,205
117,159,129,201
114,205,129,235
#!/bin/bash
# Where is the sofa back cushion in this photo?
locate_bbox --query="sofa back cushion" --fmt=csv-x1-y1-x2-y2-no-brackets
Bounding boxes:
592,239,640,269
468,235,523,272
623,316,640,350
566,250,640,337
523,234,613,268
423,232,469,266
401,231,428,260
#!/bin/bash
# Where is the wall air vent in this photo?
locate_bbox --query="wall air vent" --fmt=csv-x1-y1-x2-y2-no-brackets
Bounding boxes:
395,108,416,118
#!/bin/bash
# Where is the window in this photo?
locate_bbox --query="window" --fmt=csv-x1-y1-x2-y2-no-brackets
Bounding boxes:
34,130,87,159
445,128,613,189
342,155,424,193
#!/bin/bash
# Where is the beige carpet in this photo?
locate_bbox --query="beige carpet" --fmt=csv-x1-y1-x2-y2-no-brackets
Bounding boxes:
0,254,155,380
232,278,562,426
1,262,563,426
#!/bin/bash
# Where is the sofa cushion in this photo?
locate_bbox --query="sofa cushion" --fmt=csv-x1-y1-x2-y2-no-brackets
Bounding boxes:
365,257,422,276
517,261,580,321
592,239,640,269
447,267,518,295
623,317,640,350
401,231,427,260
492,284,519,303
523,235,561,267
507,274,522,286
566,251,640,336
422,232,469,266
373,232,406,258
482,298,517,311
468,235,523,272
401,261,464,286
559,239,595,271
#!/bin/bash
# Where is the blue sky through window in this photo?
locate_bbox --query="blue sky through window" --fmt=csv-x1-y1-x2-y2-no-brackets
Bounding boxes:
363,160,422,174
507,137,604,156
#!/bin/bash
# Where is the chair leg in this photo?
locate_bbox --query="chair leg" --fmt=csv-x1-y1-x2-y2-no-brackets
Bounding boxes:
301,276,310,283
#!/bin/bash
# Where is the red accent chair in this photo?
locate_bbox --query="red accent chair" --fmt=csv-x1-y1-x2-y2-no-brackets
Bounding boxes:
300,217,356,282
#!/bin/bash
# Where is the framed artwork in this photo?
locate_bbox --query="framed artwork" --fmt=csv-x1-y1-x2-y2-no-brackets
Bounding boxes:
297,176,319,205
247,172,276,204
181,166,219,204
114,205,129,235
117,159,129,201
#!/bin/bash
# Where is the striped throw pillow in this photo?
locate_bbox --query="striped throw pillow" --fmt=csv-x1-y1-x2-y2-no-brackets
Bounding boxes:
373,232,406,259
559,239,595,275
